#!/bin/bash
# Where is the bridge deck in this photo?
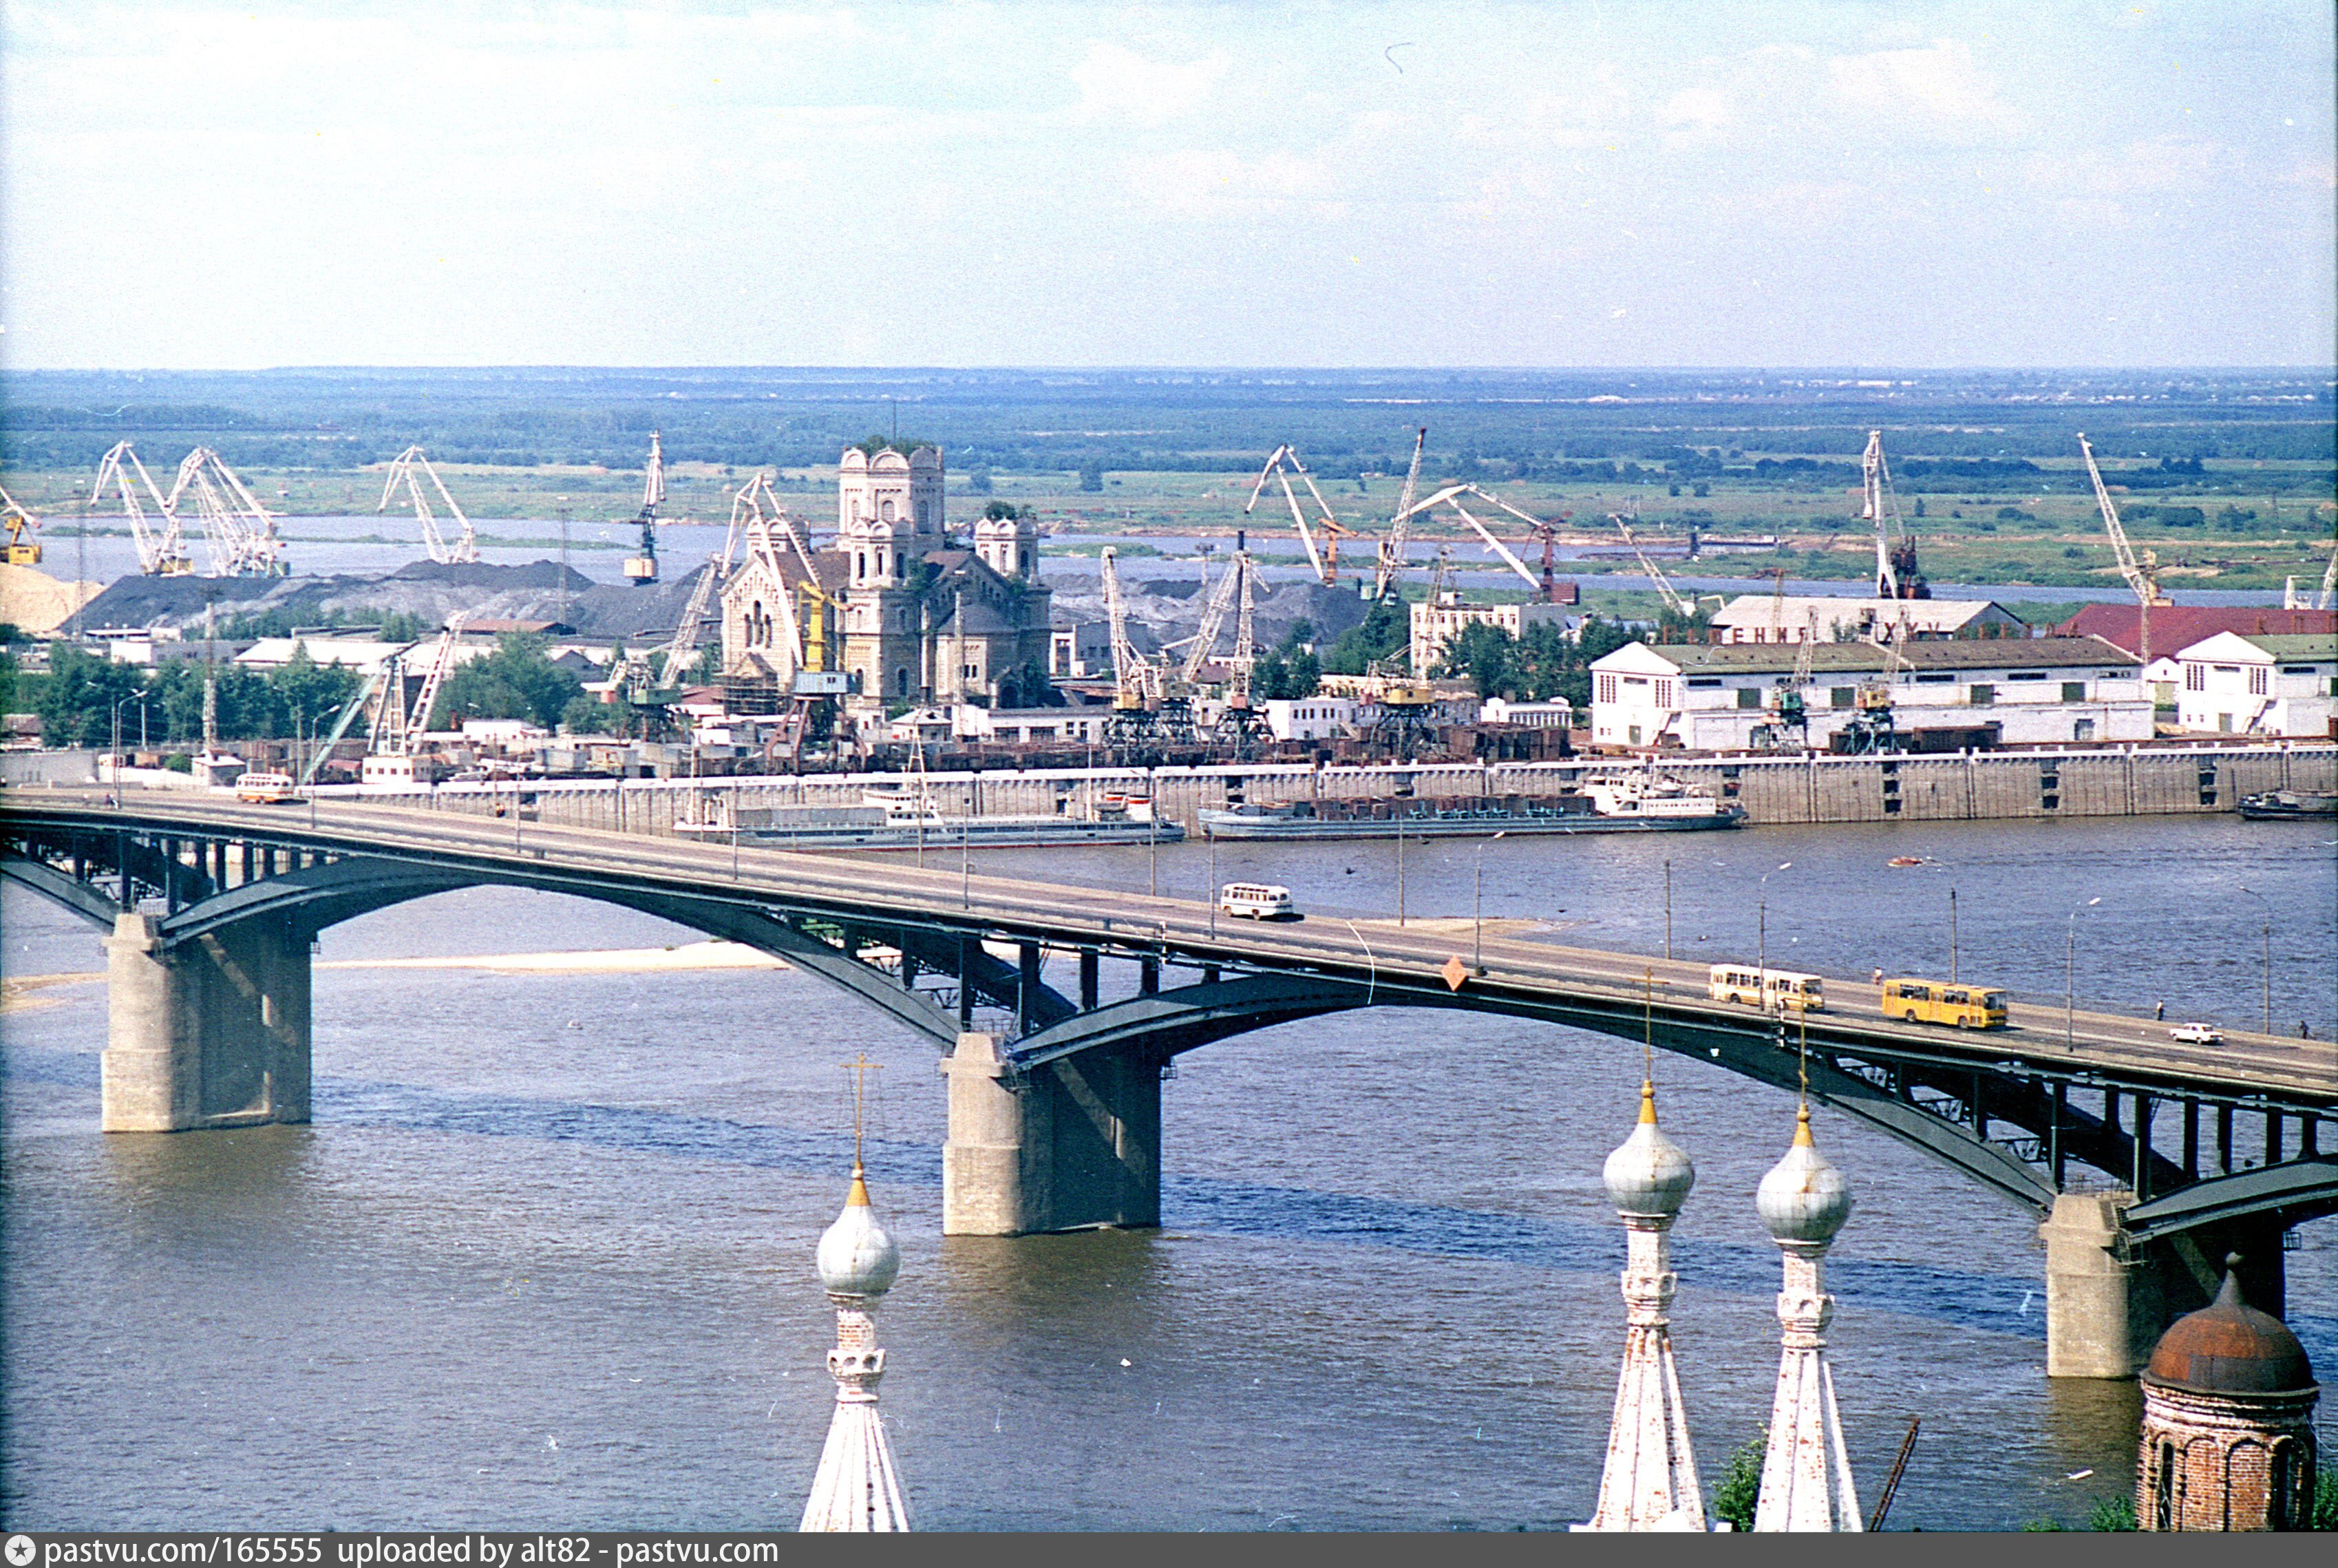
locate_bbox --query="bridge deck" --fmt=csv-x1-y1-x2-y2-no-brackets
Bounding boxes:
6,788,2332,1112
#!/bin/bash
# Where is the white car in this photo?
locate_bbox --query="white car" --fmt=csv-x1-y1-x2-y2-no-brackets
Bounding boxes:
2169,1022,2223,1046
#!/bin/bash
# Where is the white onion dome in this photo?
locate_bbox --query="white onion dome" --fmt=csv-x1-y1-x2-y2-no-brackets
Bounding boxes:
815,1165,901,1300
1756,1105,1852,1247
1602,1081,1696,1219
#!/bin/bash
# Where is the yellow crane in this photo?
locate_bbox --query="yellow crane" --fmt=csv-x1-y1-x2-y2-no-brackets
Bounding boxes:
1,486,40,566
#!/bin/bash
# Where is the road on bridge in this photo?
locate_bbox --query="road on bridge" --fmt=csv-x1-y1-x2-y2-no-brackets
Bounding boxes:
9,787,2333,1111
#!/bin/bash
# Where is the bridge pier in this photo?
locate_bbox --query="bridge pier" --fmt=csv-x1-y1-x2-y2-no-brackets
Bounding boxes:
940,1031,1160,1236
2037,1192,2288,1378
101,913,312,1133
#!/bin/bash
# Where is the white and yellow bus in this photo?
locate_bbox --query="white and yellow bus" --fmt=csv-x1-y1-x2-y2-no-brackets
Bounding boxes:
1708,964,1827,1013
1881,977,2008,1030
1218,882,1298,921
233,771,298,804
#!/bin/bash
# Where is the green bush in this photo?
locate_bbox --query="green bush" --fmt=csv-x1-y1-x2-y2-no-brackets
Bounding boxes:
1710,1434,1763,1532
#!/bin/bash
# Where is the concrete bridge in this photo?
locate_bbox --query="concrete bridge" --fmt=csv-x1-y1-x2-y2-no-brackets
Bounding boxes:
3,787,2332,1380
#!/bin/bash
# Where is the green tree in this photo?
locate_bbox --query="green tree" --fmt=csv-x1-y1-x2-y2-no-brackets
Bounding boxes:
1436,621,1518,697
435,633,582,729
1078,461,1105,493
34,643,145,747
1710,1434,1763,1532
1320,595,1410,675
269,644,363,742
560,690,630,736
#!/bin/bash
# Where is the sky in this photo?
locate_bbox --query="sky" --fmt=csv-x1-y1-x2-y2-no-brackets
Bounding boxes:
1,1,2332,370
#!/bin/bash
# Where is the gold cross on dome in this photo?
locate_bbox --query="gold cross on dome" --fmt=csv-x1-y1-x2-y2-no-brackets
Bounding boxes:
842,1053,883,1168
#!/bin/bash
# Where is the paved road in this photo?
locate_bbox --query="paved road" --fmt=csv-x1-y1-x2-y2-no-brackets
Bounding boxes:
10,787,2335,1108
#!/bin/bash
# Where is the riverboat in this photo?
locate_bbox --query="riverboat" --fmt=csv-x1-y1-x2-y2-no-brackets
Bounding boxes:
2236,789,2338,820
1196,774,1743,840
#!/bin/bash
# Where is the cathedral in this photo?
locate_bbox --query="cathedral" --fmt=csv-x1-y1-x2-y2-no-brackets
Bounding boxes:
721,443,1054,709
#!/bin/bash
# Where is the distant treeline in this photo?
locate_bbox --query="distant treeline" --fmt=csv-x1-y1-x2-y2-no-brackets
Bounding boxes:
5,368,2332,481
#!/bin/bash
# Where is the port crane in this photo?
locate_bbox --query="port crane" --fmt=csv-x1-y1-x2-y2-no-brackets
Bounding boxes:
365,614,471,765
1860,430,1928,600
166,448,285,578
1611,512,1697,619
622,431,666,586
1245,445,1357,586
1372,427,1429,600
1388,481,1548,591
1,486,41,566
2281,538,2337,612
376,447,481,564
2076,433,2171,668
89,442,193,576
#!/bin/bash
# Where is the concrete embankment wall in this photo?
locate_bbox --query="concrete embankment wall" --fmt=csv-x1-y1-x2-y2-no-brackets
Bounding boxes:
386,742,2336,835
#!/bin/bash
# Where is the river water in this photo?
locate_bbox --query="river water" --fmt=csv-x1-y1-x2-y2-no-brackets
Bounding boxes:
3,812,2331,1530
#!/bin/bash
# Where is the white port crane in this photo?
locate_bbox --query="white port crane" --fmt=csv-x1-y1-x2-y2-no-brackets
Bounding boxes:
1611,511,1694,618
2076,433,2170,668
657,472,803,687
368,613,470,759
1388,481,1545,590
89,441,192,575
1244,445,1355,585
1178,547,1265,688
376,447,481,564
1101,546,1166,706
623,432,667,585
1372,426,1430,599
2284,538,2337,611
166,448,284,578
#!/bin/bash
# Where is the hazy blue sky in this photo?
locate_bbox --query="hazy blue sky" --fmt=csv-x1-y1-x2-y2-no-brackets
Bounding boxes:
3,1,2331,369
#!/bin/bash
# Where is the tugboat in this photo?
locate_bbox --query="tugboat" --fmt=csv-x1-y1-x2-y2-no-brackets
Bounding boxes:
1197,772,1743,840
2236,788,2338,820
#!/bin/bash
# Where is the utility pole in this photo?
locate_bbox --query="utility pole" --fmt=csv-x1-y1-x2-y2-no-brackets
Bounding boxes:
1949,887,1959,984
1664,858,1672,962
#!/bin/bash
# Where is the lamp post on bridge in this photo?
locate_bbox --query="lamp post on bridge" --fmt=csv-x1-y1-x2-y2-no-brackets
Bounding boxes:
2235,884,2272,1033
2066,896,2101,1052
110,693,151,788
1473,831,1507,976
1756,860,1792,1013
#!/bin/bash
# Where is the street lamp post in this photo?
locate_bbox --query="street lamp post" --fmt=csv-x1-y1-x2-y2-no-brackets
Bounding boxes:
1664,858,1672,962
1756,860,1792,1013
2236,885,2273,1032
1208,827,1218,938
1949,885,1959,984
1474,831,1508,975
2067,896,2102,1052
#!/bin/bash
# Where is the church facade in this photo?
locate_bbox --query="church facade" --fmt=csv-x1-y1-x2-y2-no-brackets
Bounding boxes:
720,444,1053,709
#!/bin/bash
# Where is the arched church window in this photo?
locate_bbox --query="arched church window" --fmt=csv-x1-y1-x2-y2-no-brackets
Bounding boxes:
2154,1441,2174,1529
895,667,909,697
856,553,867,581
881,498,895,522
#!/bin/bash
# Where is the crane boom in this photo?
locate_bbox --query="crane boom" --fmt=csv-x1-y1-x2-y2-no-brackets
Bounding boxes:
1862,430,1898,600
1179,544,1246,684
1243,444,1354,584
1388,481,1549,591
2077,432,2168,668
91,441,191,575
167,447,284,578
376,447,480,564
1611,513,1691,617
2319,537,2338,612
1374,426,1428,597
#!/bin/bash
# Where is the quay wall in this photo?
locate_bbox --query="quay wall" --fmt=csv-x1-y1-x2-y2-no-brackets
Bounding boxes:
383,742,2336,835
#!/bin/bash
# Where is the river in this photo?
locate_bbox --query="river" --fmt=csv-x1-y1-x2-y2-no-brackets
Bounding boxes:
2,812,2330,1529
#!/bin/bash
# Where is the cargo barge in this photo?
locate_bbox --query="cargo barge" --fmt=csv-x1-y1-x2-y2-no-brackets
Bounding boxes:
1197,776,1743,840
2237,789,2338,820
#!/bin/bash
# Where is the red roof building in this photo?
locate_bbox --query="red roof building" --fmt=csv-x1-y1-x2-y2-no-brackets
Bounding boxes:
2052,604,2337,658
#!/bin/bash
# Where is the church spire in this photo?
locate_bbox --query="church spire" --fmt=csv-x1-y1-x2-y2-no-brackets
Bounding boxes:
1752,1098,1862,1532
1585,1072,1708,1531
800,1061,910,1532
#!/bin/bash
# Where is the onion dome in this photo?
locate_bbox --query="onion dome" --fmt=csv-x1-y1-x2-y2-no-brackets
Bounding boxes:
2144,1258,2317,1397
815,1164,901,1300
1756,1105,1852,1247
1603,1081,1696,1220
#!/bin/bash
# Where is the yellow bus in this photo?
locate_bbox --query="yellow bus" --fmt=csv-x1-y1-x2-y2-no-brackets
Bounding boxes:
1708,964,1827,1013
234,771,298,804
1881,977,2008,1030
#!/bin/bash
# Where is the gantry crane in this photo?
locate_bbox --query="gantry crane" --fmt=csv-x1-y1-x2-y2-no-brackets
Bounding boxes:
1372,427,1429,599
1245,445,1357,586
376,447,482,564
368,614,471,763
166,448,285,578
90,442,193,576
2077,433,2171,668
1,486,41,566
622,431,666,586
1860,430,1928,600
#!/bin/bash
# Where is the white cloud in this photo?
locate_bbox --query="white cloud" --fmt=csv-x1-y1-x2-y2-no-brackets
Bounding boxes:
1069,41,1229,125
1827,39,2028,134
1661,87,1731,132
1127,147,1327,215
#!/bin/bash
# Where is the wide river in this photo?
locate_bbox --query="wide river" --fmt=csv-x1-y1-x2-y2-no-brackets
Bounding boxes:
3,811,2331,1530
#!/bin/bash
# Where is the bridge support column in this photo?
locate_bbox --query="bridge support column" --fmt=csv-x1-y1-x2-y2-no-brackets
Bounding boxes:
101,913,312,1134
2037,1193,2279,1379
940,1032,1160,1236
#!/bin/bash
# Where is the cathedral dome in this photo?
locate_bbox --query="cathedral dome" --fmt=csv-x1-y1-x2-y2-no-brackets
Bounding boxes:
1602,1083,1695,1219
2144,1263,2316,1397
1756,1106,1851,1246
815,1167,901,1300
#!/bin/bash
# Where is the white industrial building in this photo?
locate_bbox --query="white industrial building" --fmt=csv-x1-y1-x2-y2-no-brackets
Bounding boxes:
1706,595,2028,644
1588,636,2147,752
2171,631,2337,738
1478,697,1574,729
1409,596,1571,677
1261,696,1357,741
